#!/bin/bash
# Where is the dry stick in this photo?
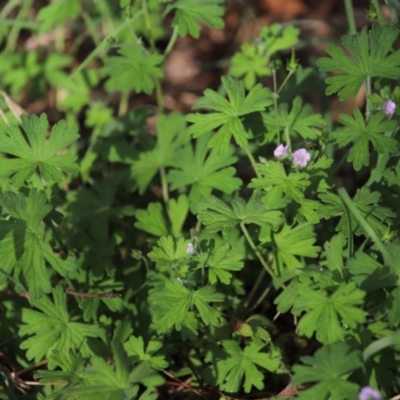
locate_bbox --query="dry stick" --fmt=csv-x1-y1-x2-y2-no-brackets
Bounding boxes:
65,288,122,299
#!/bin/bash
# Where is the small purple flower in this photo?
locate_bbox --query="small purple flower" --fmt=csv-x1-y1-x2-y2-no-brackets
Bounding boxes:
186,243,194,255
274,144,289,158
359,386,382,400
383,99,396,116
293,148,310,167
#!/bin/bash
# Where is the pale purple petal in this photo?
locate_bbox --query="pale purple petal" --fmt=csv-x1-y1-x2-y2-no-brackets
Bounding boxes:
293,148,311,167
186,243,194,255
383,99,396,116
274,144,289,158
359,386,382,400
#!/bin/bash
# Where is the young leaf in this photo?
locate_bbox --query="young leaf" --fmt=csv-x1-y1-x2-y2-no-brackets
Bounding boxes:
186,76,273,153
148,236,189,269
103,45,164,94
19,285,105,363
331,108,397,170
0,114,79,186
317,24,400,100
230,24,300,89
0,190,76,299
292,282,366,344
167,133,242,210
207,340,280,393
197,190,282,233
292,343,361,400
166,0,225,38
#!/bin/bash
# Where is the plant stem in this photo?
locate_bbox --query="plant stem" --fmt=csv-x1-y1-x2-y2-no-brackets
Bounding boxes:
271,67,281,144
164,26,179,55
242,268,266,309
277,70,294,94
244,146,261,178
160,167,169,203
240,222,286,290
5,0,33,51
343,0,357,35
68,11,145,81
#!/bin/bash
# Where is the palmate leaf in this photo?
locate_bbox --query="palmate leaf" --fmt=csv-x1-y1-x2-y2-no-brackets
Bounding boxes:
135,195,189,237
103,45,164,94
206,340,280,393
260,223,321,272
317,23,400,100
19,285,105,363
197,190,282,233
319,187,395,237
0,190,76,299
150,280,224,334
0,113,79,186
292,282,366,344
37,0,81,33
186,76,273,153
167,133,242,211
124,336,168,370
131,113,189,194
250,161,310,206
47,343,162,400
262,96,325,141
196,242,244,284
331,108,397,171
292,343,362,400
166,0,225,38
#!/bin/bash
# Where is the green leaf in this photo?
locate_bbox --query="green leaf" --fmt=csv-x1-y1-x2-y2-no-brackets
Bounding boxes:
230,24,300,89
262,97,325,141
317,24,400,100
0,114,79,186
348,251,396,291
54,343,163,400
230,43,271,90
150,281,224,333
208,340,280,393
135,202,169,237
167,0,225,38
37,0,81,32
292,282,366,344
167,133,242,210
148,236,189,269
292,343,361,400
331,108,397,170
36,350,86,386
103,45,164,94
260,223,321,271
250,161,310,206
197,242,244,284
186,76,273,153
168,194,189,237
19,285,105,363
124,336,168,370
319,187,395,237
197,190,282,233
132,113,189,194
0,190,76,299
